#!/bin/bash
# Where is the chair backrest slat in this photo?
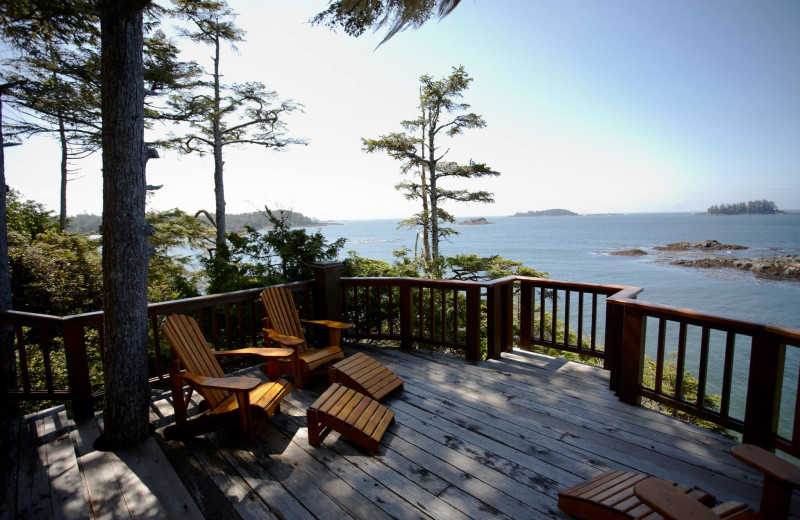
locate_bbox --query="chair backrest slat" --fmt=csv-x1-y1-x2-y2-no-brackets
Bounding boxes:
162,314,229,407
260,286,309,354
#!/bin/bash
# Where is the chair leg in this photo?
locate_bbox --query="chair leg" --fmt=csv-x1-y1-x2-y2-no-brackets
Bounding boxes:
307,409,321,445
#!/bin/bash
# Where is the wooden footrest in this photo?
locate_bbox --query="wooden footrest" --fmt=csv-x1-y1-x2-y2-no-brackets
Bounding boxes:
328,352,404,400
307,383,394,453
557,470,716,520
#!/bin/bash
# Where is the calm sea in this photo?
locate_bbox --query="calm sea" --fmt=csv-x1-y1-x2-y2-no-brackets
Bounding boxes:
316,212,800,330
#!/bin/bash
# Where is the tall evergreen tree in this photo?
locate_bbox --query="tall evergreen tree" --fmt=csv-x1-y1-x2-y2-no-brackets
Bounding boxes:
363,66,499,277
169,0,304,256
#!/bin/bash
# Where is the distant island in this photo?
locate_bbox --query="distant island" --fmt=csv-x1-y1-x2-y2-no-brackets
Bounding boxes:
513,209,578,217
458,217,493,225
706,200,780,215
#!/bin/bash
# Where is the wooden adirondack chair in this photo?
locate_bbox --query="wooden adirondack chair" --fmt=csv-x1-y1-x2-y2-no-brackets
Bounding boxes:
161,314,292,441
632,444,800,520
559,444,800,520
260,286,353,390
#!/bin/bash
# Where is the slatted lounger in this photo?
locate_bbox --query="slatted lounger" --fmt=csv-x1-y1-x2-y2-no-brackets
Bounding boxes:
557,470,725,520
307,383,395,453
328,352,404,401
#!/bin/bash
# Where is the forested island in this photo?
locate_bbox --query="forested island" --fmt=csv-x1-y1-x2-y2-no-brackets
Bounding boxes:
513,209,578,217
67,209,330,234
706,200,780,215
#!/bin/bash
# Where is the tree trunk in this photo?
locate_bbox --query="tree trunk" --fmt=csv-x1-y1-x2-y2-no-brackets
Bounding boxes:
51,42,69,232
212,25,226,255
58,115,68,231
0,89,18,420
427,123,440,278
95,1,152,450
419,99,431,267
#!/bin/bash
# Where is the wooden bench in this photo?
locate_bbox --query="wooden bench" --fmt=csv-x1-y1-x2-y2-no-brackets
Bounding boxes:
557,470,722,520
307,383,394,453
328,352,404,401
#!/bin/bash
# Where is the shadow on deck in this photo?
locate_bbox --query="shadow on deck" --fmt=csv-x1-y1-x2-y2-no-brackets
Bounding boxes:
2,344,794,519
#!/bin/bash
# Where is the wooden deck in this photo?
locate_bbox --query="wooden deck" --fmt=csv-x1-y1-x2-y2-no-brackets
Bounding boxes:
3,344,798,519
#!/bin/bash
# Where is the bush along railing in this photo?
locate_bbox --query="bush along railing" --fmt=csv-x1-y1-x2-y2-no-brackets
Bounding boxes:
610,294,800,457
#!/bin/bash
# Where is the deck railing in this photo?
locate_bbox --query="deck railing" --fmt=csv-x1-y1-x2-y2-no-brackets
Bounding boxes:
3,261,800,455
610,294,800,458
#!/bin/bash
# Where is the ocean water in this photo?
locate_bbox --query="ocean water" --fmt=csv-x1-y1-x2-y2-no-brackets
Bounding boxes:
317,213,800,330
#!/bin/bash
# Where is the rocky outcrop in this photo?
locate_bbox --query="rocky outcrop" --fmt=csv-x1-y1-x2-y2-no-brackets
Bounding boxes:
672,255,800,281
458,217,493,225
655,239,748,251
611,249,648,256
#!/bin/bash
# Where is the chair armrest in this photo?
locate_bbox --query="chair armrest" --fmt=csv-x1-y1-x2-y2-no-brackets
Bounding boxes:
300,319,354,331
213,347,294,359
633,477,718,520
731,444,800,488
180,372,261,392
265,330,305,348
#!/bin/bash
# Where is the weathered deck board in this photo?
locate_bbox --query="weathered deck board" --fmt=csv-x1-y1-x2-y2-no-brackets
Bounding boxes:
4,344,800,519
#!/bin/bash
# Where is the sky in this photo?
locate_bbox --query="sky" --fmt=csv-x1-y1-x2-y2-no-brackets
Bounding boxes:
4,0,800,221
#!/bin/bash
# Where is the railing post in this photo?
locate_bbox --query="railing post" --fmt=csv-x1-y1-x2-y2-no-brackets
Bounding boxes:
486,285,501,359
617,306,644,405
399,282,412,350
63,319,94,421
312,261,344,322
465,286,481,361
486,280,514,360
742,331,784,450
519,280,532,351
501,281,514,354
605,298,625,392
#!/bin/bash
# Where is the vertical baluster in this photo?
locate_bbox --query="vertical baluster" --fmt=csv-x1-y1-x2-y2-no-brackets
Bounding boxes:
564,291,571,349
400,283,412,349
675,322,687,401
577,292,584,349
388,286,395,337
197,308,205,335
237,304,244,347
453,289,460,343
539,287,545,342
440,288,447,342
551,289,558,344
720,331,735,418
151,314,163,380
16,325,31,394
41,329,54,394
591,293,598,352
212,309,220,350
224,304,232,350
417,286,424,337
250,299,257,347
696,327,710,408
366,285,373,335
655,318,666,394
519,282,532,350
792,363,800,449
429,287,435,341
